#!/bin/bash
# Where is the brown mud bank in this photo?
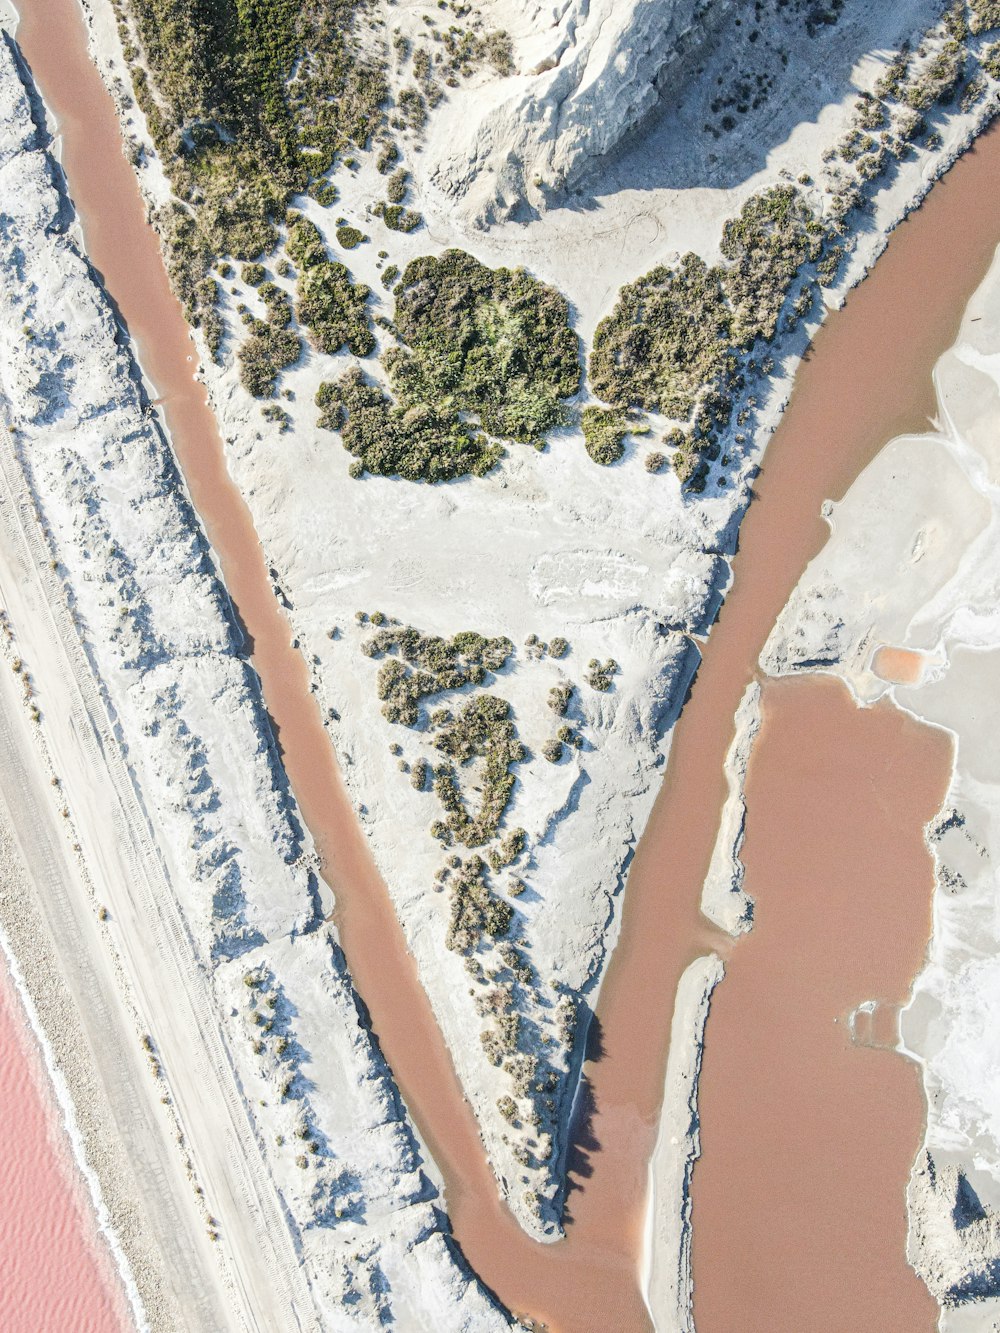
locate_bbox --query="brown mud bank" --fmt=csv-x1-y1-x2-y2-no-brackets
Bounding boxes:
9,1,1000,1328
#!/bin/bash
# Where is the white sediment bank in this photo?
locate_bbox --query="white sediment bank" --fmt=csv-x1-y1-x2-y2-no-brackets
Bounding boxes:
80,0,1000,1248
641,952,725,1333
701,681,760,937
761,240,1000,1321
0,31,508,1330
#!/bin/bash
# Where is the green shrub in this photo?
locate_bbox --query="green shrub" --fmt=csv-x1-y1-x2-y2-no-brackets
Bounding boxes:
239,320,301,397
296,264,373,356
645,451,665,473
317,367,501,481
308,179,338,207
375,203,423,232
115,0,388,335
336,224,365,249
446,857,513,952
241,262,265,286
389,249,580,447
984,40,1000,77
286,217,327,270
719,185,824,346
548,636,569,659
585,658,618,692
381,263,400,290
590,254,729,415
386,168,409,204
542,738,563,763
581,406,626,466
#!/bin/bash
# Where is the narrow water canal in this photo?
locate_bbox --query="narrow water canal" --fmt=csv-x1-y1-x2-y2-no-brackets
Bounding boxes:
10,3,1000,1328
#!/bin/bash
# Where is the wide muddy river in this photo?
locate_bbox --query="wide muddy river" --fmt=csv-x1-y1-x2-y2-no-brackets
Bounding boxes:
10,2,1000,1328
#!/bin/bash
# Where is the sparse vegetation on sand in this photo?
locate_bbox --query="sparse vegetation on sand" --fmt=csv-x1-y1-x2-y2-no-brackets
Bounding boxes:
115,0,387,346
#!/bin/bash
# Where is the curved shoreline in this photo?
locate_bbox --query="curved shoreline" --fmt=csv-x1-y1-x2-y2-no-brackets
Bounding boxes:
759,238,1000,1312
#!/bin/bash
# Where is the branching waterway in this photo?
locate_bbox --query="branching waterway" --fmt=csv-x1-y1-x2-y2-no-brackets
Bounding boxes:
12,2,1000,1328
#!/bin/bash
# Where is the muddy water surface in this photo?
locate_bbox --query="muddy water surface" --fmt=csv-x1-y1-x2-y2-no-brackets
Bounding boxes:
691,678,947,1332
10,2,1000,1329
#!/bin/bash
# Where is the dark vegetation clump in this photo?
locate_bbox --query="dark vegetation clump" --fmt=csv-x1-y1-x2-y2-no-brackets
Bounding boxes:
315,367,501,480
288,217,373,356
718,185,825,346
388,249,580,447
117,0,387,343
432,696,525,847
588,182,844,487
239,320,301,396
585,658,618,692
446,856,513,953
362,623,514,725
373,202,424,233
971,0,1000,34
581,406,627,466
590,253,729,417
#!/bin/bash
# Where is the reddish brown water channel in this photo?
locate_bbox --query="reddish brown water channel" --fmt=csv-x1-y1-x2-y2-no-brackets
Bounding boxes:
691,678,947,1332
12,2,1000,1327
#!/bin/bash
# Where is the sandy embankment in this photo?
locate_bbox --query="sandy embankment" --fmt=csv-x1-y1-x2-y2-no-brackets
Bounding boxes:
761,241,1000,1322
0,30,509,1331
641,953,725,1331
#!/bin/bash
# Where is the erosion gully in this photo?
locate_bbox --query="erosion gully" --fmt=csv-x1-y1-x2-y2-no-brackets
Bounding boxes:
13,1,1000,1327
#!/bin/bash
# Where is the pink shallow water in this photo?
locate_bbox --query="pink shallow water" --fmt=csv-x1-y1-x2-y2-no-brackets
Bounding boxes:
0,961,129,1332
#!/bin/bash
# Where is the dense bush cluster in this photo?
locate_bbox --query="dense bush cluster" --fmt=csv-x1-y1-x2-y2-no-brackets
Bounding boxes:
388,250,580,446
239,319,301,397
445,856,513,953
719,186,825,346
431,696,525,847
589,182,841,485
547,684,573,716
581,406,627,466
373,202,424,233
362,621,513,725
585,658,618,692
117,0,387,338
590,254,730,417
315,368,502,480
971,0,1000,34
286,216,373,356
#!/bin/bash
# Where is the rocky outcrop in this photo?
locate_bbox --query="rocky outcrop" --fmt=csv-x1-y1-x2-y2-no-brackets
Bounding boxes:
421,0,733,223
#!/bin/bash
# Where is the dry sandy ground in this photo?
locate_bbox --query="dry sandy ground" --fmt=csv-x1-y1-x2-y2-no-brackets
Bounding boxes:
761,243,1000,1322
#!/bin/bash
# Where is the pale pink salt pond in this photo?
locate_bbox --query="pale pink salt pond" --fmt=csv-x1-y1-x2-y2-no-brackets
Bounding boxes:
873,645,928,685
0,959,129,1332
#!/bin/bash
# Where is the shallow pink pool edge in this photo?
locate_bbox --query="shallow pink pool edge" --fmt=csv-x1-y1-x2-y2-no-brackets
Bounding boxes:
0,955,132,1333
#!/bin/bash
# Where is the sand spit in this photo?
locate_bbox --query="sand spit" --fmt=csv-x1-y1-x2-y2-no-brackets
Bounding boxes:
761,240,1000,1320
700,682,759,937
642,953,725,1332
78,0,1000,1242
0,31,508,1331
